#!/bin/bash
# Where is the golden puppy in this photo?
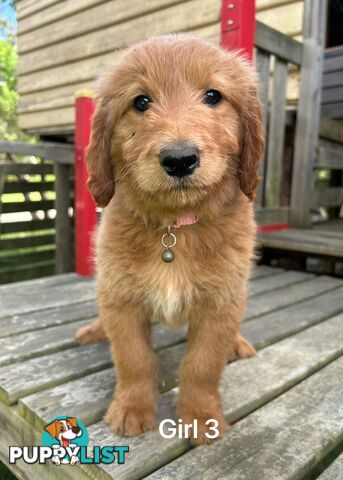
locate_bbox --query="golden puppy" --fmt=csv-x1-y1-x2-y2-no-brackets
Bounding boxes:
76,34,264,445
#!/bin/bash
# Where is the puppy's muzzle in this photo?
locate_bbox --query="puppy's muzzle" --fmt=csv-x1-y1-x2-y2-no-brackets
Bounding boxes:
159,142,200,178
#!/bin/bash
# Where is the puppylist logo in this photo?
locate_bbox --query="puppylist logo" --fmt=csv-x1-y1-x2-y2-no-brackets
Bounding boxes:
9,416,129,466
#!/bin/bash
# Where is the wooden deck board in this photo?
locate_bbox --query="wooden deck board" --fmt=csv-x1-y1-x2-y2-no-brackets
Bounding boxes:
245,275,342,319
0,266,342,480
317,453,343,479
241,284,343,348
147,358,343,480
260,227,343,257
85,315,343,480
0,278,95,318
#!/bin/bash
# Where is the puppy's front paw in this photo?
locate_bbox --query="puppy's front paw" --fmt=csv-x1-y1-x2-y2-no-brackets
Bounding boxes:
105,398,157,436
178,394,228,445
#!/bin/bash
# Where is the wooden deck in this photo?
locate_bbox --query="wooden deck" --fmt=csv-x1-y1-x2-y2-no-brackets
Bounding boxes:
0,265,342,479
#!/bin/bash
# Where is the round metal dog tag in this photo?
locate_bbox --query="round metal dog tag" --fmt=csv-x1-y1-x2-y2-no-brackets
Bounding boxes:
162,248,175,263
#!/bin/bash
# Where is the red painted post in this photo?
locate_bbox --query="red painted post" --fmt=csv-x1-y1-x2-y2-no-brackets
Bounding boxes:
221,0,256,61
74,92,97,276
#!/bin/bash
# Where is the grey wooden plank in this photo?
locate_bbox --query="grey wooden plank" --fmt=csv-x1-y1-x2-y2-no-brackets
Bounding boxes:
54,162,73,273
0,319,89,367
317,453,343,480
0,277,95,318
6,272,338,406
0,326,187,404
18,312,343,448
245,275,342,319
0,163,53,175
0,271,79,292
242,284,343,349
0,140,74,163
0,300,97,338
0,218,55,234
255,49,270,205
254,206,290,225
322,85,343,104
0,343,111,405
320,116,343,144
147,356,343,480
262,228,343,241
2,199,55,213
255,21,302,65
322,102,343,119
0,233,55,250
290,38,325,226
84,315,343,480
3,179,55,193
265,58,288,207
249,265,283,280
311,187,343,208
316,145,343,170
18,343,186,430
248,270,312,296
0,266,283,338
322,71,343,88
324,47,343,72
260,231,343,257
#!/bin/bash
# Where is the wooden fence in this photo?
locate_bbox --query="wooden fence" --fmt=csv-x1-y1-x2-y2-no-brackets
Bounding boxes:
254,8,343,228
0,142,74,284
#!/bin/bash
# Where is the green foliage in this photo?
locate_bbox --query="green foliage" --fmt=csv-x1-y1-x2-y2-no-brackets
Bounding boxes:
0,14,33,142
0,36,19,140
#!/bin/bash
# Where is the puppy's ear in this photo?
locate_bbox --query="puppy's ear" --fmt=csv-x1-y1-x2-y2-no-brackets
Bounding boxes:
86,98,115,208
239,82,265,201
66,417,78,428
44,421,59,439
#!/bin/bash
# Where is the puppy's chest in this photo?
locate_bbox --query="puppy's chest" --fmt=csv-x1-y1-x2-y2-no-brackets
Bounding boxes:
145,265,194,326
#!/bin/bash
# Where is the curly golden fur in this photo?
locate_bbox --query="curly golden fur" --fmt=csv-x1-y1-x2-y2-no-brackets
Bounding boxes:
76,34,265,445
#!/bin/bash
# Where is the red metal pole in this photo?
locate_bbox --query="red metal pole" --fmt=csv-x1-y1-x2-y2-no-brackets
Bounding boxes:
74,92,97,276
221,0,256,61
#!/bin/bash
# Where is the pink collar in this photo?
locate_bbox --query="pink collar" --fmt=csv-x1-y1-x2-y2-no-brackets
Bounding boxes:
173,215,198,228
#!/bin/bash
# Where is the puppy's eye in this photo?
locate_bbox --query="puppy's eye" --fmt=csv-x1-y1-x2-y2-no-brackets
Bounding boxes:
133,95,151,112
203,89,222,106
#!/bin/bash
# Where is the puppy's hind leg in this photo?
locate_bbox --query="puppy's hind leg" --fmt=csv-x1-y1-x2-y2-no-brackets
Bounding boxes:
75,318,107,345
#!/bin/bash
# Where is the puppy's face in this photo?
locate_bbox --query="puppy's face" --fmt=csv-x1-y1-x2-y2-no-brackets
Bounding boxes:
86,36,264,213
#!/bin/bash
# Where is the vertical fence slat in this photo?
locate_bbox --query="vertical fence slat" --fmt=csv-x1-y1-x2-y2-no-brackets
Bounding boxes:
265,58,288,208
290,0,327,227
255,48,270,206
55,163,73,274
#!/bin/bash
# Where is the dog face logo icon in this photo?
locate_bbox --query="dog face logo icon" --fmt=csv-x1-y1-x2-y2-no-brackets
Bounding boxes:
42,416,88,465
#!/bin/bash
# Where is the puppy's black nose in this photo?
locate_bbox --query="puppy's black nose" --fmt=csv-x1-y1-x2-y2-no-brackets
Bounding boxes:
159,142,200,177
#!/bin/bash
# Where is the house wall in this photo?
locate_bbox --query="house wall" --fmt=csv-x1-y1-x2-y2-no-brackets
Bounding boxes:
322,47,343,119
16,0,304,134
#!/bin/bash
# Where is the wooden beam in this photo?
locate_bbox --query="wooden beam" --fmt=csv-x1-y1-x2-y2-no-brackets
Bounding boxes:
265,58,287,207
290,0,327,227
0,141,74,163
55,163,73,274
255,20,302,65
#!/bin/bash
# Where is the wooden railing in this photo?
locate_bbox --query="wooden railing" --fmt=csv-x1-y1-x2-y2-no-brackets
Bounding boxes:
253,3,343,228
0,141,74,283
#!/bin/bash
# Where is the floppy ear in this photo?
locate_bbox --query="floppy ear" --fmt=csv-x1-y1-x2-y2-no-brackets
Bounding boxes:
86,97,115,208
66,417,78,428
238,83,265,201
44,421,59,439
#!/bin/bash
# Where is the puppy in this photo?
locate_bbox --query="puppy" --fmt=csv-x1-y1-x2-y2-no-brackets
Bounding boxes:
76,34,264,445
